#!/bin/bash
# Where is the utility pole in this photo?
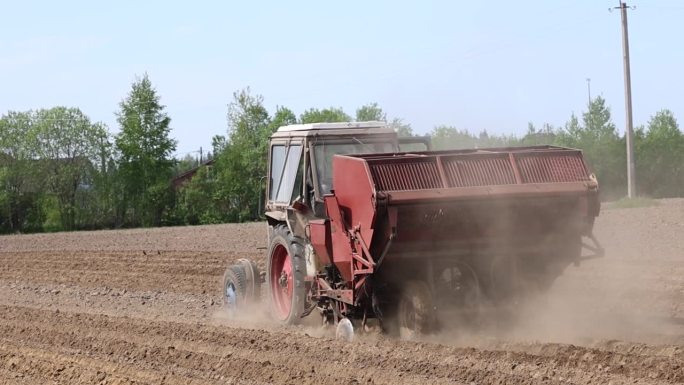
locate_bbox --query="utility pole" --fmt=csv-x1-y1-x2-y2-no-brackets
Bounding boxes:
586,78,592,132
614,1,637,198
586,78,592,105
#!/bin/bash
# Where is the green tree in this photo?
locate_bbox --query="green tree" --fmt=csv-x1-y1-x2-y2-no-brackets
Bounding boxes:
636,109,684,197
430,126,478,149
355,103,386,121
475,130,519,148
174,153,201,175
32,107,109,230
89,129,118,229
430,126,518,149
115,74,177,226
214,88,273,221
300,107,351,123
355,103,417,137
521,122,557,146
0,111,44,233
390,117,414,137
171,95,298,224
211,135,228,156
556,96,626,199
173,165,220,225
269,106,297,131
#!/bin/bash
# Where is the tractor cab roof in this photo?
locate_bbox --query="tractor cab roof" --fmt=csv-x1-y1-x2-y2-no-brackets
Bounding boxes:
271,121,396,139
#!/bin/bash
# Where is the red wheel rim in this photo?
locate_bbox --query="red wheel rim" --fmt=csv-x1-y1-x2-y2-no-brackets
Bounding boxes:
270,244,293,320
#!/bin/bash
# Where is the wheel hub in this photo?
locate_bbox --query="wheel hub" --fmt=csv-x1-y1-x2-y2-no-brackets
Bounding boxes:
225,283,237,310
278,271,289,289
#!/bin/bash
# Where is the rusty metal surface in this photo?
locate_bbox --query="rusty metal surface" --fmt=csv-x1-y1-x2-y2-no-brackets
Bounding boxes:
357,146,594,194
369,158,442,191
323,195,354,282
321,145,601,309
442,153,517,187
514,151,590,184
383,182,596,205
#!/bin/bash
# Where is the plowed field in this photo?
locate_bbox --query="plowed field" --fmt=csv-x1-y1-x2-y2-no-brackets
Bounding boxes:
1,200,683,384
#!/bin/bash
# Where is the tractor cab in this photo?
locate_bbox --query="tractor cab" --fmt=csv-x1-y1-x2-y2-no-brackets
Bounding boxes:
265,121,408,223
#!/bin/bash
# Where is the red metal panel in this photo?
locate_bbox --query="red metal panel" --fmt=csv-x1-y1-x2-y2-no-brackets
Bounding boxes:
355,147,593,194
514,152,590,184
308,219,332,266
383,182,596,205
441,153,517,187
332,156,377,244
368,157,441,191
325,146,600,291
323,195,353,282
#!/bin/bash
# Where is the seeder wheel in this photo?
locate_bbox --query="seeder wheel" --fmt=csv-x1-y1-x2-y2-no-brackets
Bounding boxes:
397,280,434,340
222,258,261,314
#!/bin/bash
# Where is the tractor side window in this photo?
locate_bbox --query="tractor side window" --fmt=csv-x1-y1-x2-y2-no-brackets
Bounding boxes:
291,156,304,203
273,144,303,203
269,145,287,200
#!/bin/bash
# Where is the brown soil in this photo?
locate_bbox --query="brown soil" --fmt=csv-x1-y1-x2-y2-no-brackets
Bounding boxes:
1,201,683,384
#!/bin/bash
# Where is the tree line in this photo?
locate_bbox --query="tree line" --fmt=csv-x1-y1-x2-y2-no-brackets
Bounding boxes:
1,76,682,233
0,74,175,233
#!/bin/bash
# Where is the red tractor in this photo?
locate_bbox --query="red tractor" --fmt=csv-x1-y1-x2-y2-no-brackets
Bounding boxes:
222,121,603,338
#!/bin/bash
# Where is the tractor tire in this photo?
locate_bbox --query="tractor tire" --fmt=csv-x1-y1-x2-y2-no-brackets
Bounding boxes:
397,280,435,340
222,259,261,314
266,225,307,325
222,265,246,312
235,258,261,301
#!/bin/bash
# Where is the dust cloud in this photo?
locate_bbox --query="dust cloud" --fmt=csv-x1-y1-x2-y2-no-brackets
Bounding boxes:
222,200,684,350
212,296,338,339
425,199,684,349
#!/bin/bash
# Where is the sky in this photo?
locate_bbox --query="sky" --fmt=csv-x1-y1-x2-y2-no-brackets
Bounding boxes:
2,1,683,158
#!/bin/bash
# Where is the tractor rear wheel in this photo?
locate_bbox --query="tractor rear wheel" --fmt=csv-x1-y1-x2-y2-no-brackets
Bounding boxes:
266,225,306,325
397,280,434,340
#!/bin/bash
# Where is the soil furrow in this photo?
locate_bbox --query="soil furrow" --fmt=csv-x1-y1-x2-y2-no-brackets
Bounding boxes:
1,305,681,384
0,200,683,384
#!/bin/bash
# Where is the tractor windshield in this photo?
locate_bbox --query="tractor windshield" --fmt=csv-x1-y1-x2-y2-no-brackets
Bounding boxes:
314,139,395,195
